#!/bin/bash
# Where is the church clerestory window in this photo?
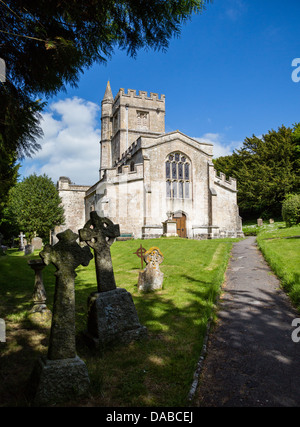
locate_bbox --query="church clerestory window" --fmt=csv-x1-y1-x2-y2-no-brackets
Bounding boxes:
165,152,191,199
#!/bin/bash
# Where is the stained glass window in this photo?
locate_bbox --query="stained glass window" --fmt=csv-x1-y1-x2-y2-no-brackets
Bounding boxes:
165,152,191,199
172,162,177,179
166,181,171,198
166,161,170,179
172,182,177,198
178,163,183,179
185,163,189,180
179,181,183,198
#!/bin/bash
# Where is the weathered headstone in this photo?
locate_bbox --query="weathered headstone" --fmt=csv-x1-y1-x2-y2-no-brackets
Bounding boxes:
31,236,43,250
25,244,33,255
269,218,274,224
27,229,93,406
28,259,51,323
79,212,119,292
138,247,164,292
79,212,147,349
257,218,263,226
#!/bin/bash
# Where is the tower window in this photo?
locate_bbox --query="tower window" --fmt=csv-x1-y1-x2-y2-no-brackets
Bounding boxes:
137,111,148,129
166,152,191,199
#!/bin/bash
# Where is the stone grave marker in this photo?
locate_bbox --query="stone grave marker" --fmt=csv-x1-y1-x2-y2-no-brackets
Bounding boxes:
25,244,33,255
133,244,146,270
32,236,43,250
18,232,25,251
27,229,93,406
79,211,147,349
257,218,263,226
138,247,164,292
27,259,51,323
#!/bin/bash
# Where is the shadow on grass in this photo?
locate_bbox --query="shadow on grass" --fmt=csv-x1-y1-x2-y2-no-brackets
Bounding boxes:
0,249,223,407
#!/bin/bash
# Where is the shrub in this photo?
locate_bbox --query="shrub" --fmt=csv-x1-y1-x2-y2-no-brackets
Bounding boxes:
282,194,300,227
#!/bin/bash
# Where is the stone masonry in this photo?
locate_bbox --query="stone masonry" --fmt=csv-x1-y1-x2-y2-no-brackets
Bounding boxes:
56,83,243,240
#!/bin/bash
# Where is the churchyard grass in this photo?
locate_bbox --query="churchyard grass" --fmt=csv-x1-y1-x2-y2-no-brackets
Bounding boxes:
0,237,237,406
255,223,300,310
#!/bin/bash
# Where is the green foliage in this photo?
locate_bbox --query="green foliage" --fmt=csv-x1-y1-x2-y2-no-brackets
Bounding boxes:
6,174,65,242
282,194,300,227
213,124,300,219
257,225,300,310
1,0,210,153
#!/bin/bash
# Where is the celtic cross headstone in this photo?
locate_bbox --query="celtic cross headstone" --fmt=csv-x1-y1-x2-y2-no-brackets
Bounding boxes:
79,212,147,349
133,244,146,270
79,211,120,292
27,229,92,406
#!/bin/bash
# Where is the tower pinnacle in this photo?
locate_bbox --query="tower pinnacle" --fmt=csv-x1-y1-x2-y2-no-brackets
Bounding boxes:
102,81,113,103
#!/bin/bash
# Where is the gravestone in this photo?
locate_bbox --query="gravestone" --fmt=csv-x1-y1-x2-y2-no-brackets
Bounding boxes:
133,244,147,270
269,218,274,224
19,232,25,251
257,218,263,226
32,236,43,250
79,211,147,349
28,259,51,323
25,244,33,255
27,229,93,406
137,247,164,292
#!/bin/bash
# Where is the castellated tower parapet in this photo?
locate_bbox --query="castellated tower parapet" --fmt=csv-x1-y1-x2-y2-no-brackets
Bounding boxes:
100,84,166,176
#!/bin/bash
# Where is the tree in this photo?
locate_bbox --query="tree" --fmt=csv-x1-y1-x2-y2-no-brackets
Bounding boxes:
1,0,211,154
4,174,65,242
213,124,300,219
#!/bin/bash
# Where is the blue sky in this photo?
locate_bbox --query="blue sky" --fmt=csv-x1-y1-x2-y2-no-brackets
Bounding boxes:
20,0,300,185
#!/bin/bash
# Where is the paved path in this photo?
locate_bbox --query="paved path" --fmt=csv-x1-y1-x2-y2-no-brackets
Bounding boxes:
196,236,300,407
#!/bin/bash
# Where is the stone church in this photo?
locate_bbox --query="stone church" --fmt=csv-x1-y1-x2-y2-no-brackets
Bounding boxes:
56,82,243,240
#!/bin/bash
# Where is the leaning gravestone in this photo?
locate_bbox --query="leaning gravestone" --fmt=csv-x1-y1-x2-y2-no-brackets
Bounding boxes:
27,229,93,406
79,211,147,349
138,247,164,292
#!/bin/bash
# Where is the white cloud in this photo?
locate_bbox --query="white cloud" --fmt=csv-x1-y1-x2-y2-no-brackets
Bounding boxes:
194,132,242,158
20,97,101,185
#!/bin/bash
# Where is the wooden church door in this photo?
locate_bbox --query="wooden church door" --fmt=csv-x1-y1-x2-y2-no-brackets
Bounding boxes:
173,213,187,238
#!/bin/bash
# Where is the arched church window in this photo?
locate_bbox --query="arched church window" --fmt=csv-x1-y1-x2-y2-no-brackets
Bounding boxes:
165,152,191,199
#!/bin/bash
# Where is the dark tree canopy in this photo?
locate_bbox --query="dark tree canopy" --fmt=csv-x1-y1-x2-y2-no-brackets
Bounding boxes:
2,0,210,98
213,124,300,220
0,0,211,218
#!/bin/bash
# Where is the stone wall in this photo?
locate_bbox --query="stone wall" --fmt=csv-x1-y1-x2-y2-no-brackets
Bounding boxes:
56,177,90,235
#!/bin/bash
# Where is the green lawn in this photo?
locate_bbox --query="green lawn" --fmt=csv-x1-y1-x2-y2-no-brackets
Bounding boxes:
255,224,300,310
0,237,237,407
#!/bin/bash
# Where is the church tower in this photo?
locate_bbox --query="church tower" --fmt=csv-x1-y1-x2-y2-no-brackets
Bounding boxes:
100,81,113,178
